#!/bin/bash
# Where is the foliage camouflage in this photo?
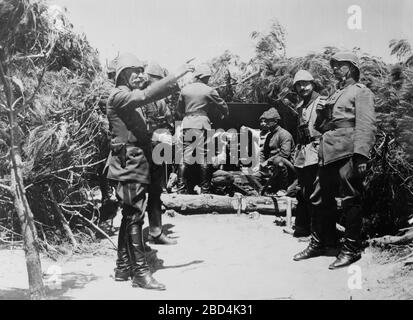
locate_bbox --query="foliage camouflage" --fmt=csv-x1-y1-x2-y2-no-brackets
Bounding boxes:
207,21,413,238
0,0,109,244
0,3,412,244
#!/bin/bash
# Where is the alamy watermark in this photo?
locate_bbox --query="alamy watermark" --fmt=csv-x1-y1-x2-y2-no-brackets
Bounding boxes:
347,5,362,30
152,122,260,168
347,264,363,290
44,264,62,290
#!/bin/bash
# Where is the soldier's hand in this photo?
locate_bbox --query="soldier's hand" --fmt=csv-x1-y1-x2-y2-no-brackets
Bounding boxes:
353,154,368,176
174,63,195,79
357,163,367,175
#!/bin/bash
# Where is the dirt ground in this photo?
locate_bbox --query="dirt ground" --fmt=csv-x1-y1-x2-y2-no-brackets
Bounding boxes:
1,212,412,300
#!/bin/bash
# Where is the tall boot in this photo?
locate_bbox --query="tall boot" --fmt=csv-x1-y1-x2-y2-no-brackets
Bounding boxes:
329,205,362,269
127,223,166,290
293,230,325,261
328,238,361,269
147,192,177,245
199,164,212,194
293,206,336,261
114,214,132,281
293,189,311,238
176,163,189,194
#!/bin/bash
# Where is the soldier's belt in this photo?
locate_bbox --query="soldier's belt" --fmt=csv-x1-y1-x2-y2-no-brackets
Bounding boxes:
185,111,208,117
325,119,355,131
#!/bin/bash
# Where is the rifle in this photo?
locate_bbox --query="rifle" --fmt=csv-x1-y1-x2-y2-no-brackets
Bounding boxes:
213,69,261,90
269,87,299,116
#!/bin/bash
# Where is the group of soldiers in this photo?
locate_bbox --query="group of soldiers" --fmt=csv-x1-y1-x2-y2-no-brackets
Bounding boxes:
100,50,376,291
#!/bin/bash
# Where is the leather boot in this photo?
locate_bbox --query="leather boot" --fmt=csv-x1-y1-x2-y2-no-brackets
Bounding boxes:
127,223,166,290
176,164,189,194
293,190,311,238
199,164,212,194
148,232,177,245
293,232,325,261
329,238,361,270
293,205,338,261
114,214,132,281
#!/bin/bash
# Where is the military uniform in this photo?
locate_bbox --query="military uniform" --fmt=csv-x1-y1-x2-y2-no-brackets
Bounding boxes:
293,91,325,237
313,78,376,249
176,68,228,193
140,66,176,243
256,108,295,194
294,52,376,269
105,53,182,290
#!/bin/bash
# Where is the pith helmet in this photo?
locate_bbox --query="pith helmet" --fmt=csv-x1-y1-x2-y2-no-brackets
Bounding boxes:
260,108,281,121
115,53,145,86
146,62,165,78
194,64,212,79
293,70,315,87
330,51,360,72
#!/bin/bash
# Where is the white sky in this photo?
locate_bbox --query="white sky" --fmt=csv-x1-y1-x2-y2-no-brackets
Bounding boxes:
48,0,413,70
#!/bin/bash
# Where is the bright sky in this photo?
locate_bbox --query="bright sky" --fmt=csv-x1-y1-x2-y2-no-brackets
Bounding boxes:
48,0,413,70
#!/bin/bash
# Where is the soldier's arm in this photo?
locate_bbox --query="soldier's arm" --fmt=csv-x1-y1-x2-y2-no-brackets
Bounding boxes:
309,97,325,138
268,132,293,161
112,75,179,112
278,132,294,159
208,89,229,118
354,87,376,160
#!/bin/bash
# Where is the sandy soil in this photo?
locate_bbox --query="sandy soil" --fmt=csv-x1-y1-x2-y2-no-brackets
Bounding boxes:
0,212,412,300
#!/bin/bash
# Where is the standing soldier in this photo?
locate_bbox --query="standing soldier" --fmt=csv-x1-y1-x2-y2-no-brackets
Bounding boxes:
291,70,325,238
176,64,229,194
141,62,177,245
104,53,194,290
293,52,376,269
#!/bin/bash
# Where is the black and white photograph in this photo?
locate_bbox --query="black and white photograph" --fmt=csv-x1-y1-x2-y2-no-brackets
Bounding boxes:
0,0,412,303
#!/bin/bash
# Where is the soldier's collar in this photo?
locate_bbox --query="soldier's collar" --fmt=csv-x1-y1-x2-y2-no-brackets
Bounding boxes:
303,91,319,107
271,125,281,133
337,78,356,90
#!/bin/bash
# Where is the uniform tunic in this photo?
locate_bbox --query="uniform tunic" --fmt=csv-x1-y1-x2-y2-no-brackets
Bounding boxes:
104,76,178,184
293,93,324,168
318,80,376,166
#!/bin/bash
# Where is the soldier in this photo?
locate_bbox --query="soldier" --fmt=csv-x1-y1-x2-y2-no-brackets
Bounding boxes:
104,53,194,290
292,70,325,238
140,62,177,245
293,52,376,269
176,64,229,194
258,108,295,194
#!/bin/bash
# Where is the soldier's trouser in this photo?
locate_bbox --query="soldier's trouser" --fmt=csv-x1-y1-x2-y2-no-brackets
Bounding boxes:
115,181,148,274
295,164,318,235
148,163,164,237
311,157,364,246
182,128,212,193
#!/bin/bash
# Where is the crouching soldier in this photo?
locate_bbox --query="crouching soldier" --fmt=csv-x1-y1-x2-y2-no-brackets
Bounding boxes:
292,70,325,238
258,108,295,195
104,53,194,290
294,52,376,269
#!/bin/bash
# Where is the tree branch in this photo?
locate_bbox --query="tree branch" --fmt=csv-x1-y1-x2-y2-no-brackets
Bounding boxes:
0,183,11,193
